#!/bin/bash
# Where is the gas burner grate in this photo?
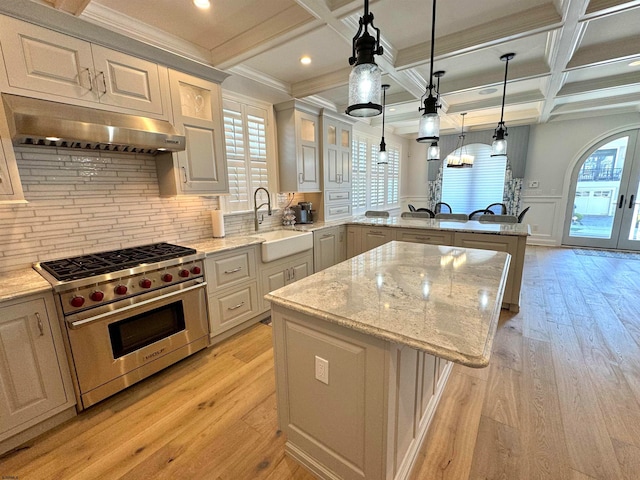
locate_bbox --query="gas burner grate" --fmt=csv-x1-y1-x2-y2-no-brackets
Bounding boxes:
40,243,197,281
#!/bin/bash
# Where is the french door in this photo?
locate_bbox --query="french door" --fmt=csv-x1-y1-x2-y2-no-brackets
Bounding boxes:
563,130,640,251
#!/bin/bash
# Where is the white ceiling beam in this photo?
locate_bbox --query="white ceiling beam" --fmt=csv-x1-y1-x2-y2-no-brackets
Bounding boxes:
447,92,546,115
211,6,321,68
557,72,640,96
539,0,591,122
567,36,640,69
395,3,562,70
550,91,640,114
584,0,640,18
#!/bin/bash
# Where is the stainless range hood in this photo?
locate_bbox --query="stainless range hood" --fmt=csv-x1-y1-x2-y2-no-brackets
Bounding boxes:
2,94,186,154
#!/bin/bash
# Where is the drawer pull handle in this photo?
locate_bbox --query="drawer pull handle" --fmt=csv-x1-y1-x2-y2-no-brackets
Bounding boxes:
228,302,245,311
84,68,93,91
224,267,242,274
322,233,332,238
36,312,44,336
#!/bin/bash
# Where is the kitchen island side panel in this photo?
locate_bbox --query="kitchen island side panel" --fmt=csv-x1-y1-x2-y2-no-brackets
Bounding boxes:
271,303,450,480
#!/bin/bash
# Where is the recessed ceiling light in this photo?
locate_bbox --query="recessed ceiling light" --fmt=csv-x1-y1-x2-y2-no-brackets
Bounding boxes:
478,88,498,95
193,0,210,9
629,60,640,67
300,56,311,65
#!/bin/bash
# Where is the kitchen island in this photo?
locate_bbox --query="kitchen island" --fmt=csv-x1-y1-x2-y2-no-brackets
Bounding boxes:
266,241,510,480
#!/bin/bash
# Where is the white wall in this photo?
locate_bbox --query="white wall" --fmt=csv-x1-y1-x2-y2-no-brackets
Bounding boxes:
522,112,640,245
400,112,640,245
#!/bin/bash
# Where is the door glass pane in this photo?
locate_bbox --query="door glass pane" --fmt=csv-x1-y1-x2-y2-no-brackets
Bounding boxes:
569,137,628,239
627,182,640,241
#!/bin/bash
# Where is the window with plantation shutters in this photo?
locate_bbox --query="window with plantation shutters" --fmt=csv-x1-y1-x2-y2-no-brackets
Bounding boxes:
441,143,507,215
352,137,368,211
223,98,271,212
351,133,401,214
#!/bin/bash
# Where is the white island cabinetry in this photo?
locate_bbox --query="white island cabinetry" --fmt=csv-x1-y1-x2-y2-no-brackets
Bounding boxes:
267,241,510,480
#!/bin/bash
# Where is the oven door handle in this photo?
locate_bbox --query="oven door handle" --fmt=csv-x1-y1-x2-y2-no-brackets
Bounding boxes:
67,281,207,329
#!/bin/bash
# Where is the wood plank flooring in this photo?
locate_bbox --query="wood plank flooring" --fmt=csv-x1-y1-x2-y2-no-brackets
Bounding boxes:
2,246,640,479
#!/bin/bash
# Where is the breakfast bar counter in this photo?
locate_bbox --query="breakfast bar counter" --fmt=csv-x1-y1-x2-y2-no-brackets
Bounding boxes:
266,241,510,480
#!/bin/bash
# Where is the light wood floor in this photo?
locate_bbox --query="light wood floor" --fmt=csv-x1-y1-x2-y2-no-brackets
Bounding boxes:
2,246,640,479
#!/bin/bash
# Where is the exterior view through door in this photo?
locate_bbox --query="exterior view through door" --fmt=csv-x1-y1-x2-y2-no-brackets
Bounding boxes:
563,129,640,251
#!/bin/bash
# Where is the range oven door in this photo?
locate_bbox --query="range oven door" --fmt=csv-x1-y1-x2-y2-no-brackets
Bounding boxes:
64,279,208,409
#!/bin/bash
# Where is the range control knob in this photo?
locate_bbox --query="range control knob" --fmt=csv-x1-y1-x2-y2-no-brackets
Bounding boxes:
191,266,201,275
162,273,173,282
114,284,128,295
90,291,104,302
179,269,190,278
139,278,152,289
70,295,85,308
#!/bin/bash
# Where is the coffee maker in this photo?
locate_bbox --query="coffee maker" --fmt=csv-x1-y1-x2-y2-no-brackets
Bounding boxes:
292,202,313,224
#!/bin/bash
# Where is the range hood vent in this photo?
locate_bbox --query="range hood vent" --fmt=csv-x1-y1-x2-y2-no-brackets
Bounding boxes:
2,94,186,155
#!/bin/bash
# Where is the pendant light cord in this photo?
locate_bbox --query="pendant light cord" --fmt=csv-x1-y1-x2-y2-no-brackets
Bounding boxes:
381,87,386,140
429,0,437,93
499,56,510,124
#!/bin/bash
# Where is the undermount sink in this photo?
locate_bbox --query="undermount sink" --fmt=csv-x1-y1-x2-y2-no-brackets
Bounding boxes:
257,229,313,262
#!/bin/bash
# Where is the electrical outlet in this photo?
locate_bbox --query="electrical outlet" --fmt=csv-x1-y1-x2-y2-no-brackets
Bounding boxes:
528,180,539,188
315,356,329,385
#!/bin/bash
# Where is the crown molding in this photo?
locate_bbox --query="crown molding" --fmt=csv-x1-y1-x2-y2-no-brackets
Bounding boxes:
228,65,291,96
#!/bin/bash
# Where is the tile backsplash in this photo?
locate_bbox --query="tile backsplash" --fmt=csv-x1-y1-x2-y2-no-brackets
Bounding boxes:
0,147,293,273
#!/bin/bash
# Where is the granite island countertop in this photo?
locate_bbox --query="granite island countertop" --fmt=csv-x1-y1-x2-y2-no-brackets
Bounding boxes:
265,240,511,367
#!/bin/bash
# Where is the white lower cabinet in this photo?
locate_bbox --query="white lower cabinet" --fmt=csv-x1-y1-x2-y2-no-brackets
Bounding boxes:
0,292,75,453
259,250,314,311
313,225,346,272
204,246,260,339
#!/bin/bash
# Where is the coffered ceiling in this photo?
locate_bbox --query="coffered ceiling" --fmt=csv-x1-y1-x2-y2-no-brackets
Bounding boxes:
41,0,640,137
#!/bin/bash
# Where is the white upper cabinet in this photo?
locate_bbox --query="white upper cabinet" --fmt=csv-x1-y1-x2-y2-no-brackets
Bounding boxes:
322,114,351,190
0,15,164,116
157,69,228,195
275,100,321,193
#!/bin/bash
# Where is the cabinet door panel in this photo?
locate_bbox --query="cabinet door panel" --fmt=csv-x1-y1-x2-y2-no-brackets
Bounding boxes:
0,299,67,433
315,231,337,272
209,283,259,335
92,46,163,115
0,16,94,100
301,145,319,185
362,228,394,252
290,260,310,283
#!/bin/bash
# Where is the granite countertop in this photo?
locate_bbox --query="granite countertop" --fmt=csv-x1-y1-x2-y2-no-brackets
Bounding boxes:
0,268,54,302
186,235,266,255
348,216,531,236
265,241,511,368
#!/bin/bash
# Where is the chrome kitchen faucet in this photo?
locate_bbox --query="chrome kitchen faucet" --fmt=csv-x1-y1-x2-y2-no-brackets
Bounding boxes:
254,187,272,231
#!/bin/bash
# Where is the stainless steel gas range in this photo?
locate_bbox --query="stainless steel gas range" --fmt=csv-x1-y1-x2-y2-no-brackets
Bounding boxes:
34,243,209,410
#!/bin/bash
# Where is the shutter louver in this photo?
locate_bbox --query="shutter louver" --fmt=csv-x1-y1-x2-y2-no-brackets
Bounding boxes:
441,144,507,214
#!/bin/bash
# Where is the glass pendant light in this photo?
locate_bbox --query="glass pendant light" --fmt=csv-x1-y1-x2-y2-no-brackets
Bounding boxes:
491,53,515,156
427,142,440,161
417,0,440,143
427,71,445,161
447,113,473,168
378,84,390,164
346,0,384,118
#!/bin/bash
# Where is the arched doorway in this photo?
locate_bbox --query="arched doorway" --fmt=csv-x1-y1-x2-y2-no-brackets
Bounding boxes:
562,130,640,250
